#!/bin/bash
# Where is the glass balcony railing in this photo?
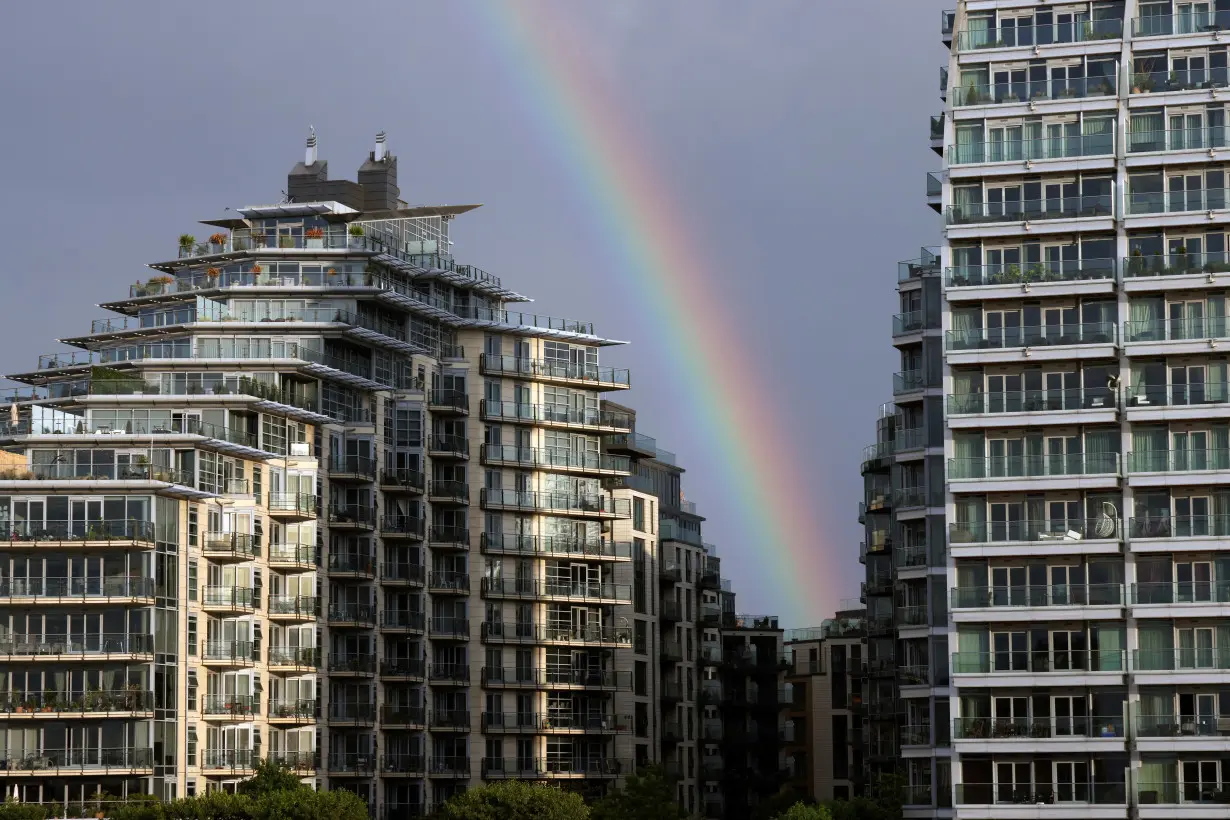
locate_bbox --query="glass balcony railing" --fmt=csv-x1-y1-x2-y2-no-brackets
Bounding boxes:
951,584,1123,609
480,489,630,517
927,172,943,197
0,747,154,772
952,649,1126,674
892,311,924,335
1128,449,1230,473
949,133,1115,165
947,387,1114,415
481,444,631,474
1133,581,1230,604
1133,10,1230,36
954,714,1125,740
948,453,1120,480
945,321,1116,351
930,114,944,141
957,782,1125,805
948,195,1113,225
0,688,152,714
893,370,926,395
1124,316,1230,343
956,19,1123,51
941,9,954,37
1131,515,1230,539
1124,251,1230,278
0,633,153,656
1128,187,1230,215
1138,780,1230,806
0,576,153,599
945,259,1116,288
953,77,1117,107
1137,714,1228,737
949,517,1121,544
480,354,630,388
1134,648,1230,671
1128,126,1228,155
479,400,632,430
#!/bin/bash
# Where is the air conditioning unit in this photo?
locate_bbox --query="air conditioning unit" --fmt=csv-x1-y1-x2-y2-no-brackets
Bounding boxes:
290,442,310,457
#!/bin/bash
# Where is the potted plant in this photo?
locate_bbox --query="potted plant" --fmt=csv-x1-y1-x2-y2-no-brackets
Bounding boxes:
278,234,295,248
178,234,196,256
348,224,365,247
327,267,338,278
208,232,227,251
305,227,325,248
251,263,263,275
205,267,220,282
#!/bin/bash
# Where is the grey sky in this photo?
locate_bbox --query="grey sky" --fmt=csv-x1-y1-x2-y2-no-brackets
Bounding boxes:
0,0,945,627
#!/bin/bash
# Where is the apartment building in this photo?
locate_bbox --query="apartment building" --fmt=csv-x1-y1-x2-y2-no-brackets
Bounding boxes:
0,132,690,816
922,0,1230,816
782,609,866,804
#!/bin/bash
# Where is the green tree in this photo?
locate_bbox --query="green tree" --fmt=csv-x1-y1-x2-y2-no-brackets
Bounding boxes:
590,765,685,820
434,781,588,820
774,804,833,820
237,760,308,797
160,791,253,820
251,789,368,820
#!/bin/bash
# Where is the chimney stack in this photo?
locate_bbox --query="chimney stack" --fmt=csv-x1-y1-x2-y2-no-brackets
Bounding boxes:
359,131,399,212
374,131,387,162
305,126,318,166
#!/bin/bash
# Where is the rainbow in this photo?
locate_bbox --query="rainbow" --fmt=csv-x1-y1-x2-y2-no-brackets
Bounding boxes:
466,1,841,626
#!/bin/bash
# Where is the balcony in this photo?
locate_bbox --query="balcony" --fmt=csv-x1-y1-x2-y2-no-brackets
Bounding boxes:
201,585,255,614
893,369,929,396
479,400,632,432
326,552,376,579
1128,449,1230,481
430,709,471,731
380,754,425,776
480,577,631,603
955,19,1123,52
1135,648,1230,677
429,616,470,639
427,480,469,504
427,389,469,414
948,517,1122,559
327,653,376,675
945,259,1116,292
1137,780,1230,815
201,640,254,667
380,657,426,679
201,532,259,561
428,525,469,549
0,518,154,546
952,76,1117,108
1130,515,1230,552
380,467,425,493
328,701,376,724
267,595,319,621
952,649,1125,685
481,666,629,690
945,322,1117,362
951,584,1124,621
326,603,377,628
480,444,631,476
0,576,154,604
0,747,154,774
478,533,629,561
327,753,376,775
380,561,425,586
948,194,1113,228
201,693,258,719
0,688,152,716
482,712,630,733
426,434,469,458
947,453,1120,491
1133,581,1230,612
659,559,682,584
947,388,1116,426
380,514,426,539
427,571,470,594
480,621,629,646
326,505,376,529
949,133,1115,167
955,781,1126,811
267,646,319,670
267,543,314,568
1124,318,1230,353
954,715,1125,749
325,454,377,482
266,751,316,772
266,493,316,520
892,311,924,337
428,662,470,684
480,488,630,518
1128,187,1230,220
267,698,316,722
479,354,630,390
379,704,426,726
1133,9,1230,36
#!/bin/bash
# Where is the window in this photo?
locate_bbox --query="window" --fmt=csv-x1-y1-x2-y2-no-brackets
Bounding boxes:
634,620,647,654
633,497,645,531
635,661,647,696
188,508,198,547
187,615,197,655
188,560,198,601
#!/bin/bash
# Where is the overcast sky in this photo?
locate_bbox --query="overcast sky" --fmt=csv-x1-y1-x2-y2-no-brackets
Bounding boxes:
0,0,946,627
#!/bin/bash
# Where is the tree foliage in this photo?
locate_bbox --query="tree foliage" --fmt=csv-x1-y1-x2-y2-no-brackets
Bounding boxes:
590,765,686,820
433,781,588,820
237,761,308,798
774,804,833,820
0,800,49,820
